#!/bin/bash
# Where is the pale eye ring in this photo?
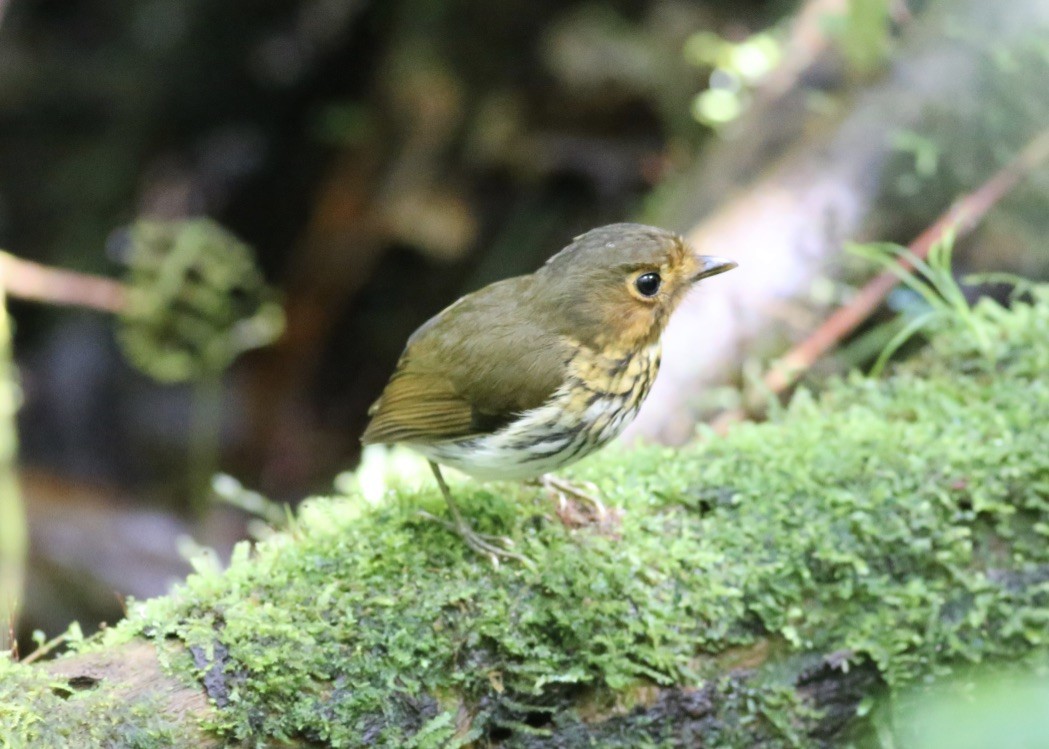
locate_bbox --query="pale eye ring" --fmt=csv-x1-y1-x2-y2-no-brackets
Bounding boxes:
634,272,661,297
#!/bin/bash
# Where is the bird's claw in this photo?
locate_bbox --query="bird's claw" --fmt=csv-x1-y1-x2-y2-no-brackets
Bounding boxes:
417,509,532,567
536,474,607,519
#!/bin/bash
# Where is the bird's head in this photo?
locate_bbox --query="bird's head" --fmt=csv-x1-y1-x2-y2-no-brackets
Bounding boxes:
538,223,736,350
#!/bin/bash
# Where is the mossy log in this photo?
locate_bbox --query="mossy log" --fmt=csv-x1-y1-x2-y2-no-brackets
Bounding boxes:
2,290,1048,748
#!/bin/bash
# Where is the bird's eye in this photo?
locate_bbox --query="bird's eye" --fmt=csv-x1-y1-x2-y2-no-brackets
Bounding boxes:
634,272,661,297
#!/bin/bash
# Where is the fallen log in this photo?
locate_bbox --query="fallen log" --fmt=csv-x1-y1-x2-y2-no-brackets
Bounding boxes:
2,285,1048,747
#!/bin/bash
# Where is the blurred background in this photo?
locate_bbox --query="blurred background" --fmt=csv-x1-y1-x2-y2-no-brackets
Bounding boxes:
0,0,1047,654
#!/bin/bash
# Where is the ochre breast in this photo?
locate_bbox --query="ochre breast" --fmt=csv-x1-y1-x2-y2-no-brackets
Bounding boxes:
562,337,658,413
414,340,661,481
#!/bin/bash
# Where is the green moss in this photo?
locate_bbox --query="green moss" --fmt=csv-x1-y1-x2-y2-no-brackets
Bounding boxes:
6,289,1049,747
0,656,192,748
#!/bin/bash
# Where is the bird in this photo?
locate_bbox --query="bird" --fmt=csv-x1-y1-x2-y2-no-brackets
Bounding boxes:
361,223,736,561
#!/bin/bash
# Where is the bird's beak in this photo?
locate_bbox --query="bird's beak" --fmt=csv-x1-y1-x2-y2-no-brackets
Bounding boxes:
692,255,737,282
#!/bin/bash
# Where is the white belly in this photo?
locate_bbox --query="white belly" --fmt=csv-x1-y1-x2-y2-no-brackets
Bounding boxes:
412,342,659,481
412,395,637,480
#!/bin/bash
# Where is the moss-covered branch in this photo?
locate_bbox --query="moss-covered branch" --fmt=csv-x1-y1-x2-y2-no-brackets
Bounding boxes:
2,289,1049,748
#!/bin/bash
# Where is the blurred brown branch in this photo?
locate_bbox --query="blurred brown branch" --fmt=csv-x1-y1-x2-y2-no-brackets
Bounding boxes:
0,253,126,313
756,0,848,102
711,126,1049,433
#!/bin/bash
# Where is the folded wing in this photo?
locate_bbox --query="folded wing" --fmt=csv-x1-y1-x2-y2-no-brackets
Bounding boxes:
361,277,570,445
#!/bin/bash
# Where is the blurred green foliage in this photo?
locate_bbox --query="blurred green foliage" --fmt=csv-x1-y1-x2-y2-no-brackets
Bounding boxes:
117,218,283,383
890,666,1049,749
883,28,1049,265
829,0,893,76
684,30,781,127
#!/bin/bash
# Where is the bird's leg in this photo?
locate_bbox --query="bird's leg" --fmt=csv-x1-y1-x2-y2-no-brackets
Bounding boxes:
423,461,530,565
535,474,606,518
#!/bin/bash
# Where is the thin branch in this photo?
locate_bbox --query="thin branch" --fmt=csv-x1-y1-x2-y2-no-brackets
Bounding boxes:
711,126,1049,433
20,631,72,666
0,252,127,313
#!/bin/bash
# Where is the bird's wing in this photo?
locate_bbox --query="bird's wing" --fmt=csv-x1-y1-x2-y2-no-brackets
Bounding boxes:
361,278,570,445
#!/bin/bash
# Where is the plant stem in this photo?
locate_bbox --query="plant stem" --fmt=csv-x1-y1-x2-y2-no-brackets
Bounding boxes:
188,373,223,517
0,282,25,653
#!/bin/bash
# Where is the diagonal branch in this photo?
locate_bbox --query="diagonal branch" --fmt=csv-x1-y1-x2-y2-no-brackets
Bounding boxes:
712,126,1049,433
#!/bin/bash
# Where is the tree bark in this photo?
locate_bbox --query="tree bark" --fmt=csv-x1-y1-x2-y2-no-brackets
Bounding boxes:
46,641,216,746
38,639,884,748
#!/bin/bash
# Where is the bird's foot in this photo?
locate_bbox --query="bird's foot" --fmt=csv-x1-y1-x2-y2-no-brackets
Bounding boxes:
534,474,609,527
418,510,533,567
